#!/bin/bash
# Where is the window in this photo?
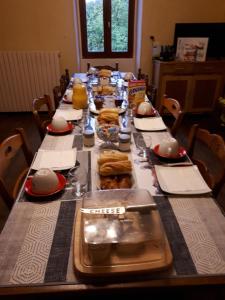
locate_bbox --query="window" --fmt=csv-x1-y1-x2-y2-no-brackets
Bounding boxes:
79,0,135,58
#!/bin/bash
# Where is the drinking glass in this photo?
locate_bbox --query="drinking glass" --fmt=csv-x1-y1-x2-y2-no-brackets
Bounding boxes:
68,166,88,198
128,102,137,119
136,135,152,160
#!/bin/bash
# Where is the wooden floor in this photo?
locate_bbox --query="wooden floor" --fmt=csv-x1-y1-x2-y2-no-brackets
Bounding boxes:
0,111,224,231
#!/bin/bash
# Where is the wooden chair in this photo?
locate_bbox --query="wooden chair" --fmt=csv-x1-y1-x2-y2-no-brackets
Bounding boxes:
87,62,119,71
32,95,54,140
137,68,153,100
188,124,225,198
159,95,184,136
53,85,63,109
53,69,70,109
0,128,33,210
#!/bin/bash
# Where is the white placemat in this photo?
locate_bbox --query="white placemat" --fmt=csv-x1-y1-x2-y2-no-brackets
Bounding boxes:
155,165,212,194
134,117,167,131
31,149,77,170
40,135,74,150
54,108,83,120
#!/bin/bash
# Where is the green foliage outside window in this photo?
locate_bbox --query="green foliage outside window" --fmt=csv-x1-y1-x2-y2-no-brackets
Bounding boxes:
86,0,129,53
111,0,129,52
86,0,104,52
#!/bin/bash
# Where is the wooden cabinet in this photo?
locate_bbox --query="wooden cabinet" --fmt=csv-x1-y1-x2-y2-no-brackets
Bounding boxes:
153,60,225,113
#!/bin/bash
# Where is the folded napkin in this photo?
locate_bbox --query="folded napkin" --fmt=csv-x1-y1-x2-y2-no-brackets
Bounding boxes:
134,117,167,131
155,165,211,194
54,108,83,120
31,149,77,170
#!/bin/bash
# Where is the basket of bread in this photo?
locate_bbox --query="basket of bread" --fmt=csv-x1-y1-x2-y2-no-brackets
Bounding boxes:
97,150,133,190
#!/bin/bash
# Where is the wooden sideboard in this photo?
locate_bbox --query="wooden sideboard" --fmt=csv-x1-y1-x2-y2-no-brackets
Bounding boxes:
152,60,225,113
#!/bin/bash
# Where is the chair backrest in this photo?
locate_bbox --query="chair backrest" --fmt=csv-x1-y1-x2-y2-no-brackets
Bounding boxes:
159,95,184,136
32,95,54,140
53,69,70,109
188,124,225,197
53,86,63,110
0,128,33,209
87,63,119,71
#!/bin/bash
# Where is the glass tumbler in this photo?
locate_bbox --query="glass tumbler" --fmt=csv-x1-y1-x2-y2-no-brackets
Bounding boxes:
68,166,88,198
136,135,152,160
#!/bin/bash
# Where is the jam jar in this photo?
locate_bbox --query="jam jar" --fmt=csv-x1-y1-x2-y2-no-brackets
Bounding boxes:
118,134,131,152
83,129,95,147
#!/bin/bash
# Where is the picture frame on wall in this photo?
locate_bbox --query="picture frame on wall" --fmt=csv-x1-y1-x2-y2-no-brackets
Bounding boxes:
176,37,209,62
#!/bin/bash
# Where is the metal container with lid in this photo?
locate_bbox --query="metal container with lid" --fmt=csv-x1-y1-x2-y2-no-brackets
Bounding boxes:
118,133,131,152
83,129,95,147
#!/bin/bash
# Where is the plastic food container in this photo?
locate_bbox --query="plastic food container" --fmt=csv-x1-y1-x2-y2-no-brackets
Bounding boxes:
80,190,166,265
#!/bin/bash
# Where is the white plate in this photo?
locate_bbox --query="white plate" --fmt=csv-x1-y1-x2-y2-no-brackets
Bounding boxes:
89,105,126,115
155,165,212,195
134,117,167,131
89,97,127,115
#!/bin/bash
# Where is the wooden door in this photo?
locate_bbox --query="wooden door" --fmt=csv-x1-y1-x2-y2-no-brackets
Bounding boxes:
156,75,192,111
190,75,222,112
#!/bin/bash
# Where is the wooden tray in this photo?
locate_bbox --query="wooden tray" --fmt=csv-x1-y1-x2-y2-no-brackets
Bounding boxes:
74,205,173,277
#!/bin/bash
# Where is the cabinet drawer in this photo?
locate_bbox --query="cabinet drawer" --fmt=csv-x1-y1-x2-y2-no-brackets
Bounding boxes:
193,63,225,74
160,63,194,74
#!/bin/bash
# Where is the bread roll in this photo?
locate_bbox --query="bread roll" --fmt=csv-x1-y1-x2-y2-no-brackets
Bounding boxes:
99,108,119,114
97,113,119,125
97,108,119,124
98,150,128,166
99,160,132,176
98,69,112,77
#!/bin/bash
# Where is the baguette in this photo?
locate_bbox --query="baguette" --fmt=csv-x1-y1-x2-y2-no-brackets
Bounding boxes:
99,160,132,176
98,150,128,166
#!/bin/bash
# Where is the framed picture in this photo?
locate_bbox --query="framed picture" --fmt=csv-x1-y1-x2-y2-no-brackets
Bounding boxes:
176,37,209,62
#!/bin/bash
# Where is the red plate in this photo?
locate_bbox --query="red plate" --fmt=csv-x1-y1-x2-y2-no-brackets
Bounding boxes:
153,144,187,160
25,173,66,197
46,123,74,134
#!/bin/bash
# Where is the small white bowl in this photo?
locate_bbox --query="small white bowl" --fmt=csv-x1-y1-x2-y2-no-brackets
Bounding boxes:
64,89,73,102
51,116,68,131
124,72,133,81
32,168,59,194
158,138,179,157
137,102,153,116
73,78,82,85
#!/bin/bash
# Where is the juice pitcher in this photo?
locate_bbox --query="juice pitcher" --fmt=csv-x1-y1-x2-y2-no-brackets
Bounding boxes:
72,83,88,109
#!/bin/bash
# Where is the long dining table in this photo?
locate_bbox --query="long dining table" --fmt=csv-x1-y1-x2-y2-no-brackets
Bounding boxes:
0,72,225,299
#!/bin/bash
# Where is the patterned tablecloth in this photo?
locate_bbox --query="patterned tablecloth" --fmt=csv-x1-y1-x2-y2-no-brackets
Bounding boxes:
0,76,225,291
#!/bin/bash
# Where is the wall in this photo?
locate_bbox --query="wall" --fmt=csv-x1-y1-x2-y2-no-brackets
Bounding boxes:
0,0,225,77
141,0,225,78
0,0,77,74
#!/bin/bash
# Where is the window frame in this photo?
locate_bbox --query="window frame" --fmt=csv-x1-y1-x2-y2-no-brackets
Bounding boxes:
79,0,135,58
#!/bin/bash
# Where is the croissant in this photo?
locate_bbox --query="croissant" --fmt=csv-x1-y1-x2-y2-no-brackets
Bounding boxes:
99,160,132,176
98,150,128,166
